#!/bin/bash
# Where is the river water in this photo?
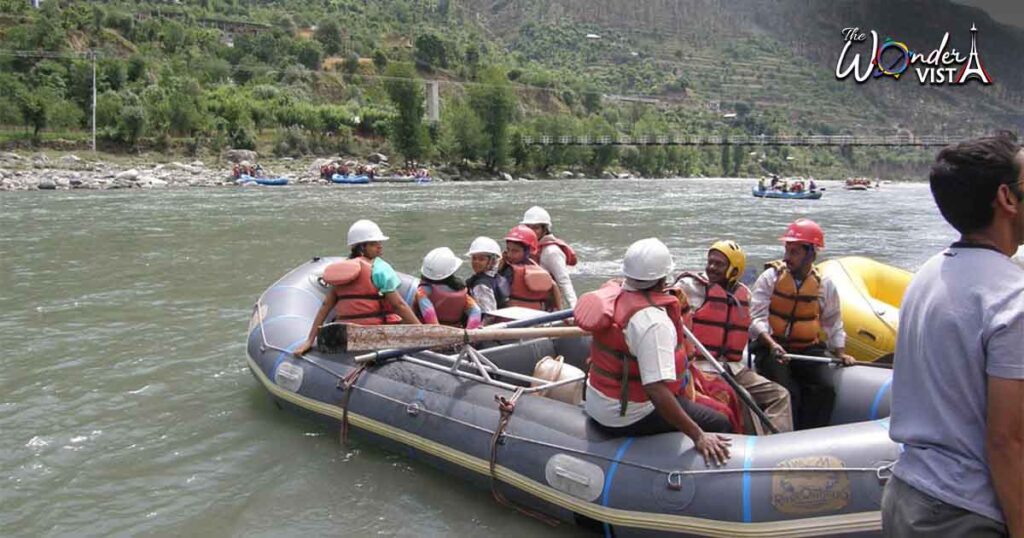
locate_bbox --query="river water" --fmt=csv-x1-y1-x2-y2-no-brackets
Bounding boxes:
1,179,953,537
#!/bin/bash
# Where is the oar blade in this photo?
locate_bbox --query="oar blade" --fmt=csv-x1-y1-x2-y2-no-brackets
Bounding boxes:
331,323,465,352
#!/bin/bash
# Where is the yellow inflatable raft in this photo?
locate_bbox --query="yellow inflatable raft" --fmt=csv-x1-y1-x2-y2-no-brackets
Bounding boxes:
817,257,913,363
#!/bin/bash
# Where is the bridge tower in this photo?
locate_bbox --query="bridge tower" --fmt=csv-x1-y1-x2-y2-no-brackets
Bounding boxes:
956,24,992,85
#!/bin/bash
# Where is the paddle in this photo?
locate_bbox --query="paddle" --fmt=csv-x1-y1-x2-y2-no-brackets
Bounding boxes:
330,324,585,352
679,325,780,434
784,353,893,369
347,308,577,363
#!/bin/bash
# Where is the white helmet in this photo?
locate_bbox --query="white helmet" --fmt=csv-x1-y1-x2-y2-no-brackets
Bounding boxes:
622,238,674,281
347,219,389,247
421,247,463,281
465,236,502,257
521,206,552,227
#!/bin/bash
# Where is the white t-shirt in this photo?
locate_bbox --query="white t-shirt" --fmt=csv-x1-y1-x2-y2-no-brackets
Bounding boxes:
585,299,678,428
539,240,578,308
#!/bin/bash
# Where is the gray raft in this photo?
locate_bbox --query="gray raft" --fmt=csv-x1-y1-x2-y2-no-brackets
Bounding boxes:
246,258,898,537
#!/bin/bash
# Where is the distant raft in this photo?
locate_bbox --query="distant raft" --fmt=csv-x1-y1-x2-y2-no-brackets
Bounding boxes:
246,258,899,537
818,256,912,363
330,173,371,184
236,175,289,186
752,188,823,200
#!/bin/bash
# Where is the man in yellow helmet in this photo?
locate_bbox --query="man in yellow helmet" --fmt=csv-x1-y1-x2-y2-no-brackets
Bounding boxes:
677,241,793,434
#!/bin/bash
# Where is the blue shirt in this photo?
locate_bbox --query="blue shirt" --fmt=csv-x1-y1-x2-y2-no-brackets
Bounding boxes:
890,244,1024,523
370,258,401,294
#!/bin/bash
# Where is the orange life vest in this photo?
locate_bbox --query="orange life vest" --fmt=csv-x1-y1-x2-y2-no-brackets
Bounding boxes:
418,283,469,327
575,280,691,416
691,277,752,362
766,261,821,350
535,235,578,266
323,257,401,325
506,261,556,311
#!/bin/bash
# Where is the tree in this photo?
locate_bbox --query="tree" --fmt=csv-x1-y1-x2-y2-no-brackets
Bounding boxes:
438,98,483,163
414,33,447,69
372,49,388,70
19,91,49,141
118,105,147,146
342,53,360,75
315,21,343,56
469,67,515,172
295,39,323,71
384,63,428,165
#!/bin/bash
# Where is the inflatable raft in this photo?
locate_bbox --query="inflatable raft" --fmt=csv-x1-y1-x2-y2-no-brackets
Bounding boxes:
818,257,911,363
330,173,371,184
236,174,289,186
751,188,823,200
247,258,898,537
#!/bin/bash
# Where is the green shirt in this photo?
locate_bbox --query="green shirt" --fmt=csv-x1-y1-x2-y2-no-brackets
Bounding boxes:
371,257,401,293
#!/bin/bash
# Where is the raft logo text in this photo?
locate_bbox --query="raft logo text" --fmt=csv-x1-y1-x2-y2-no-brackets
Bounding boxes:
835,24,992,85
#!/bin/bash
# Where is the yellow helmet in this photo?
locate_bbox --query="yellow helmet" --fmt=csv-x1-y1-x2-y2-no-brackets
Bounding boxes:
709,240,746,285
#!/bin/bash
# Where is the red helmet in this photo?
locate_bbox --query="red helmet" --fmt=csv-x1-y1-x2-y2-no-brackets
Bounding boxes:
504,224,539,254
779,218,825,249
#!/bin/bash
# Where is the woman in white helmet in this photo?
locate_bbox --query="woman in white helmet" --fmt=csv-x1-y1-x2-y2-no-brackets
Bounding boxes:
521,206,578,308
464,236,509,313
412,247,483,329
574,238,732,466
295,219,419,356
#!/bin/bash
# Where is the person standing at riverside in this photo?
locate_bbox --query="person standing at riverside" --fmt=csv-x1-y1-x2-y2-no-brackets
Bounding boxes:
882,133,1023,538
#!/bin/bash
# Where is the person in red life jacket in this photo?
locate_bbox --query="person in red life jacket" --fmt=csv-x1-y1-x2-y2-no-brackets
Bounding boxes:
521,206,578,308
294,219,419,356
413,247,483,329
577,238,732,466
749,219,855,430
498,225,563,312
676,240,793,434
465,236,509,313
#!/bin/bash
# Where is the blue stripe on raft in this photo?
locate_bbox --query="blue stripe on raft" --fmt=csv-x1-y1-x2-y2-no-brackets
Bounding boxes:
602,437,636,538
742,436,757,523
869,379,893,420
265,285,325,306
271,338,307,379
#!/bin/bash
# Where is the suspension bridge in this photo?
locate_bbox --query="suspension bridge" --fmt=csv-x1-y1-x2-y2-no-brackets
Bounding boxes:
521,134,962,147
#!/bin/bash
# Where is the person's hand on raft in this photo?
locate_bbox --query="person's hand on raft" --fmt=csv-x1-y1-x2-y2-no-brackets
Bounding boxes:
695,433,732,467
293,339,313,357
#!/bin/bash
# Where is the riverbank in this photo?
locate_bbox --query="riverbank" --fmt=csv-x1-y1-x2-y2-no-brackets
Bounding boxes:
0,150,657,191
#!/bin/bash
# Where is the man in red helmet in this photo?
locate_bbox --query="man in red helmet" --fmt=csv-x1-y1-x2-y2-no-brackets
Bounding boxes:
748,218,855,430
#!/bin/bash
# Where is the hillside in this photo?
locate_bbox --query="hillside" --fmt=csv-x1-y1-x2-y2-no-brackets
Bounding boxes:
0,0,1020,179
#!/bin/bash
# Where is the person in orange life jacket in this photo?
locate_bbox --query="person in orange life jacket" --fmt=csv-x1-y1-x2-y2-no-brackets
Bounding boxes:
521,206,578,308
577,238,732,466
498,225,563,312
465,236,509,313
294,220,419,356
676,241,793,434
413,247,483,329
749,219,855,430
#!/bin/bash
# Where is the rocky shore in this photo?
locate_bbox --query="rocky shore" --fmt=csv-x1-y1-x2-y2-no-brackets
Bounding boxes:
0,149,639,192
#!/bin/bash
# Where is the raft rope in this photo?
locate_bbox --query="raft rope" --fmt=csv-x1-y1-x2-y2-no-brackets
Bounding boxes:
835,260,898,335
488,388,561,527
337,363,369,445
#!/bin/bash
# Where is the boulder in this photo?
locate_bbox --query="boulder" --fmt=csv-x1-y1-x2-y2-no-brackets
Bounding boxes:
37,180,57,190
559,170,575,179
601,171,617,180
55,177,70,188
167,162,202,174
190,160,205,168
224,149,258,163
0,152,22,161
69,177,84,187
499,172,514,182
115,169,139,181
367,152,388,164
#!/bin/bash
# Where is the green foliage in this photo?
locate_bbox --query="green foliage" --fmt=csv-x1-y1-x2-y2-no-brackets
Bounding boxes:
315,20,343,56
469,66,515,171
437,98,483,163
384,62,428,164
414,33,447,70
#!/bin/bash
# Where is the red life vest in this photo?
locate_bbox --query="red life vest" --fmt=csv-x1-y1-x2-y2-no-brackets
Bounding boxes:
418,283,469,327
506,261,555,311
535,235,578,266
691,277,752,362
575,280,691,416
323,257,401,325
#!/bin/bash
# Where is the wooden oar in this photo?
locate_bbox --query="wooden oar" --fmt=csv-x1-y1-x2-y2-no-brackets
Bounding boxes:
785,353,892,369
350,309,576,364
679,324,780,434
324,323,585,353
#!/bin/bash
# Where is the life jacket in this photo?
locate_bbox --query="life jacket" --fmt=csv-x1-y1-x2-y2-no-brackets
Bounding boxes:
506,261,555,311
323,257,401,325
690,275,752,362
575,280,691,416
466,271,508,309
534,235,578,266
417,283,469,327
765,260,821,350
